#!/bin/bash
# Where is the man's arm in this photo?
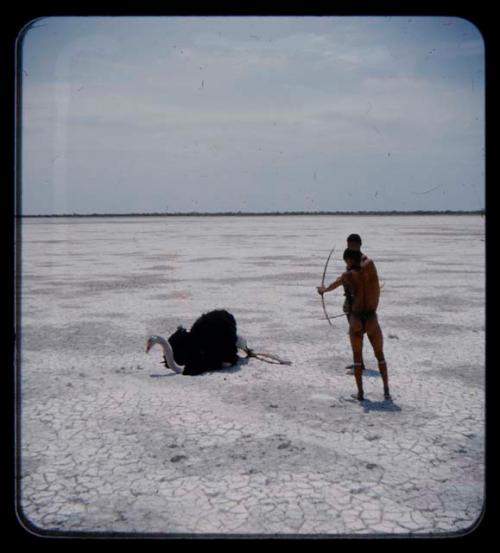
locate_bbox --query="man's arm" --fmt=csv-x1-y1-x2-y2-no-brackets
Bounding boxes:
317,273,344,295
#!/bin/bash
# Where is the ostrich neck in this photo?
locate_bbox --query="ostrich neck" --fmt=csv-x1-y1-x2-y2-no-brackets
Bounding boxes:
154,336,183,374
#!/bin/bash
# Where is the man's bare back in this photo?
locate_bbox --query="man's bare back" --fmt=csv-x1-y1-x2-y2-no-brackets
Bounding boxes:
342,257,380,317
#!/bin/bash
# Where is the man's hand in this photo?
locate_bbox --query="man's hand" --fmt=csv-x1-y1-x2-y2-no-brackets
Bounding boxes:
318,275,343,296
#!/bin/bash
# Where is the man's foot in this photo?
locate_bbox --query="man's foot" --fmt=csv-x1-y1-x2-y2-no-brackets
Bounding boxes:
384,389,392,401
351,393,365,401
345,364,366,374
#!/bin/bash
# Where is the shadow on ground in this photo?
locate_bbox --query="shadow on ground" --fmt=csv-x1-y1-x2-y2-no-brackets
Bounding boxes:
361,399,402,413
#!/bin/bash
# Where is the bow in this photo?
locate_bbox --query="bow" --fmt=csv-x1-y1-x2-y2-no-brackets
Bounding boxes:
320,245,335,327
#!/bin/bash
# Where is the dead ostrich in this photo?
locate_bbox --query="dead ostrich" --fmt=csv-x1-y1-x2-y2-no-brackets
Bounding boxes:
146,309,290,375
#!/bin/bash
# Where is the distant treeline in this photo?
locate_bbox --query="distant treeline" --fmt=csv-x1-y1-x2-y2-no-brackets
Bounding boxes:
20,210,485,218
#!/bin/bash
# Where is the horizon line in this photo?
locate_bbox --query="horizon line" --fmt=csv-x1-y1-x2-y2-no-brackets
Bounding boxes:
19,209,485,218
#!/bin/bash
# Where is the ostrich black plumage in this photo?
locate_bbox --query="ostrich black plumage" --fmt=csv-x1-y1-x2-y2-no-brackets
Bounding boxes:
146,309,241,375
169,309,239,375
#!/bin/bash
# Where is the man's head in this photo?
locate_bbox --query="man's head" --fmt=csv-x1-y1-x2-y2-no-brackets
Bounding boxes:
347,233,362,251
343,248,362,270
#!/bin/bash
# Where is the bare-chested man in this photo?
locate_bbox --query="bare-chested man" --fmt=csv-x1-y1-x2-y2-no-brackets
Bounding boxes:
344,234,367,372
317,248,391,402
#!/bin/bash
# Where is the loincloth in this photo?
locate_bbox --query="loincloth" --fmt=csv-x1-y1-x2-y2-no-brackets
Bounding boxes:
350,310,377,330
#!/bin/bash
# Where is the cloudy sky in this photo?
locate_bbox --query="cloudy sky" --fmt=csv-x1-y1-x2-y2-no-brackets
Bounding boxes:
20,16,484,215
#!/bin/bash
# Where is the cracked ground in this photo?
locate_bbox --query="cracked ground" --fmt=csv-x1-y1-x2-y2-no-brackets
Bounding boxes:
17,215,485,536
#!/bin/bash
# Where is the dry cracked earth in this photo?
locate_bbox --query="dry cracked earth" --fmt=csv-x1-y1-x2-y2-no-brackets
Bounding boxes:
17,215,485,537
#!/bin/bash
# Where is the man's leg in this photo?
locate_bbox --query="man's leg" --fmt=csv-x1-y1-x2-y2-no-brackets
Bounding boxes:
349,317,365,400
366,317,391,400
345,313,365,372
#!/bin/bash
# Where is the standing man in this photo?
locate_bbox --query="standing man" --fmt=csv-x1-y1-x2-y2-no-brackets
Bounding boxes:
317,248,391,401
343,234,367,372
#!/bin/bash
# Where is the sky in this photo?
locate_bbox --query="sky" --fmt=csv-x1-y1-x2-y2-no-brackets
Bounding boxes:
20,16,485,215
